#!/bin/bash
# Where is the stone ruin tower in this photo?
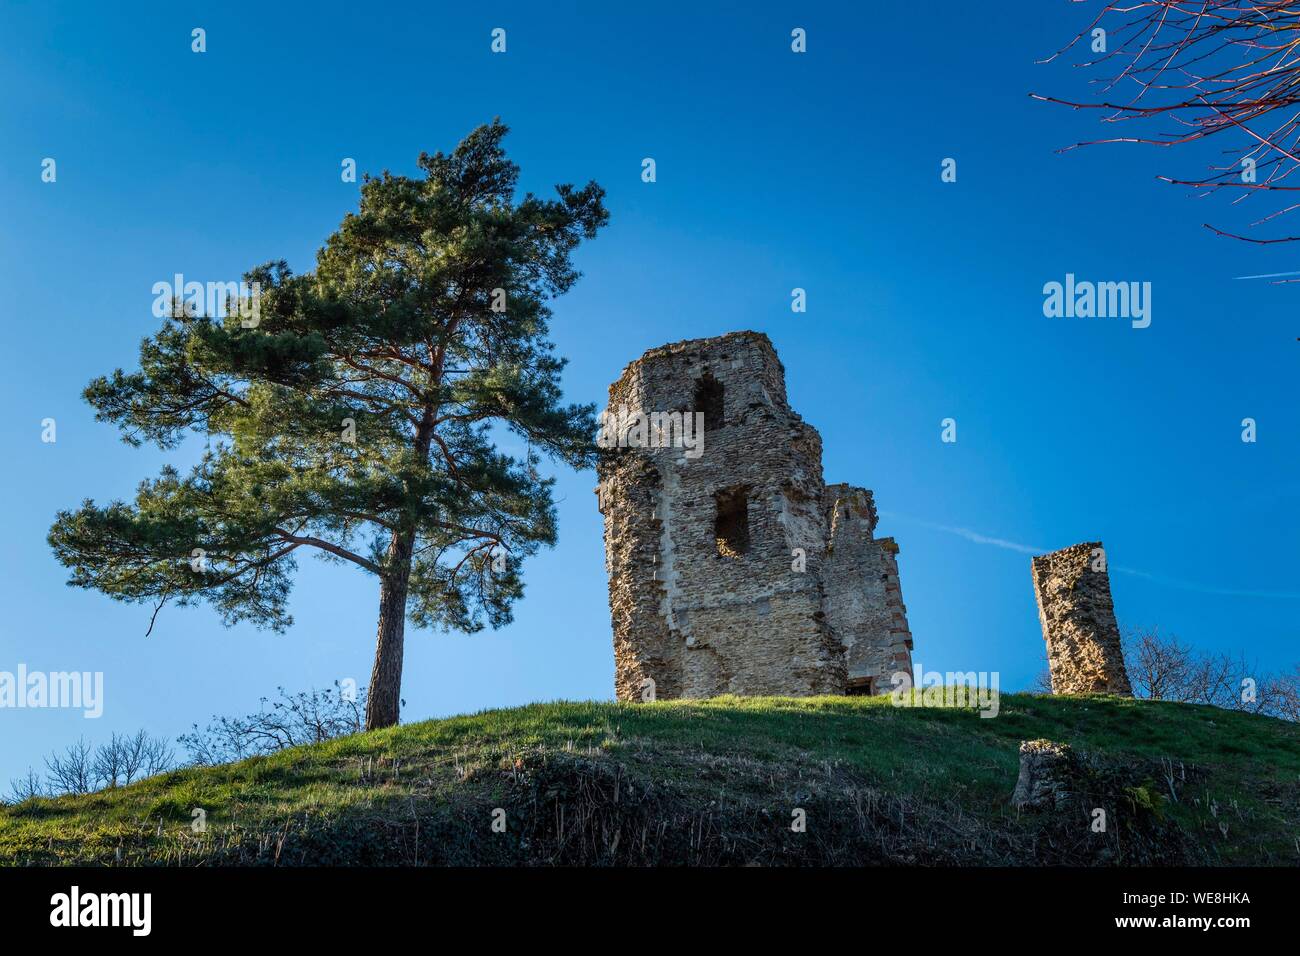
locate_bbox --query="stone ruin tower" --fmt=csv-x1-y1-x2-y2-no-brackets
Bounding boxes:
596,331,914,701
1031,541,1132,696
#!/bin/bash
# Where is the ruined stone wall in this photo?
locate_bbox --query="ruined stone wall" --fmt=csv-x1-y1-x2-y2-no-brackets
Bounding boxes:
876,538,915,687
597,332,913,700
821,486,914,693
1031,541,1132,696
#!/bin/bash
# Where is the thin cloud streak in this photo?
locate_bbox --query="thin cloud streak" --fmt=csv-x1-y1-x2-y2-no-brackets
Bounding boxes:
1233,269,1300,280
1111,566,1300,600
880,513,1046,555
881,512,1300,600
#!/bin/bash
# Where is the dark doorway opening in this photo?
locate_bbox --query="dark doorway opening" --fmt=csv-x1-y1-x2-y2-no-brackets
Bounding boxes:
714,487,749,558
694,371,724,431
846,677,875,696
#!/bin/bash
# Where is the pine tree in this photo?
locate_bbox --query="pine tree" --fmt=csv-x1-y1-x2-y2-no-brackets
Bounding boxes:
48,122,608,729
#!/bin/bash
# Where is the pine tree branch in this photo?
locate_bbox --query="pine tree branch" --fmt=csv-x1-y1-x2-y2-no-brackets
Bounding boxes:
271,529,382,575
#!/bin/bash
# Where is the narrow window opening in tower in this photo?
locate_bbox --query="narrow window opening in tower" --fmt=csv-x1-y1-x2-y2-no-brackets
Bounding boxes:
714,487,749,558
694,372,724,430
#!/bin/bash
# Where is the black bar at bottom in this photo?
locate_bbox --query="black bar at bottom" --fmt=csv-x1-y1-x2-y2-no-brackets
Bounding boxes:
0,866,1281,940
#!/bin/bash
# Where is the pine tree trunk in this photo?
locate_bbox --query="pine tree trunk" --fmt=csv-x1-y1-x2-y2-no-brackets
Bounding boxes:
365,529,415,730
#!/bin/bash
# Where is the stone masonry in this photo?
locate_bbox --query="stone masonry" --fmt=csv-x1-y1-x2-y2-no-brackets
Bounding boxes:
1031,541,1132,696
596,331,914,701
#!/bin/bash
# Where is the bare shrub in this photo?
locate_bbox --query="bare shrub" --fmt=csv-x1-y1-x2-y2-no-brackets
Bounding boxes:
179,683,366,765
1122,627,1295,719
43,738,96,795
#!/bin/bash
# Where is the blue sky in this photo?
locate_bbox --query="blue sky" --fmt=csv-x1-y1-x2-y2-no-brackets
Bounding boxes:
1,1,1295,786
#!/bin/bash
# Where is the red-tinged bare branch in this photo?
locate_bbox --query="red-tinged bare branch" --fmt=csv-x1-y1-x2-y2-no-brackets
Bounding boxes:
1204,221,1300,242
1038,1,1300,241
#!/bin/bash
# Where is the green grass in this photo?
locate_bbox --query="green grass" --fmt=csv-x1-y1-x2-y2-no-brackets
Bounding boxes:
3,692,1296,865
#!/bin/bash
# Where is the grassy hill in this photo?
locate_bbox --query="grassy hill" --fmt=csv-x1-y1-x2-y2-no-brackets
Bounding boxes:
2,692,1296,866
